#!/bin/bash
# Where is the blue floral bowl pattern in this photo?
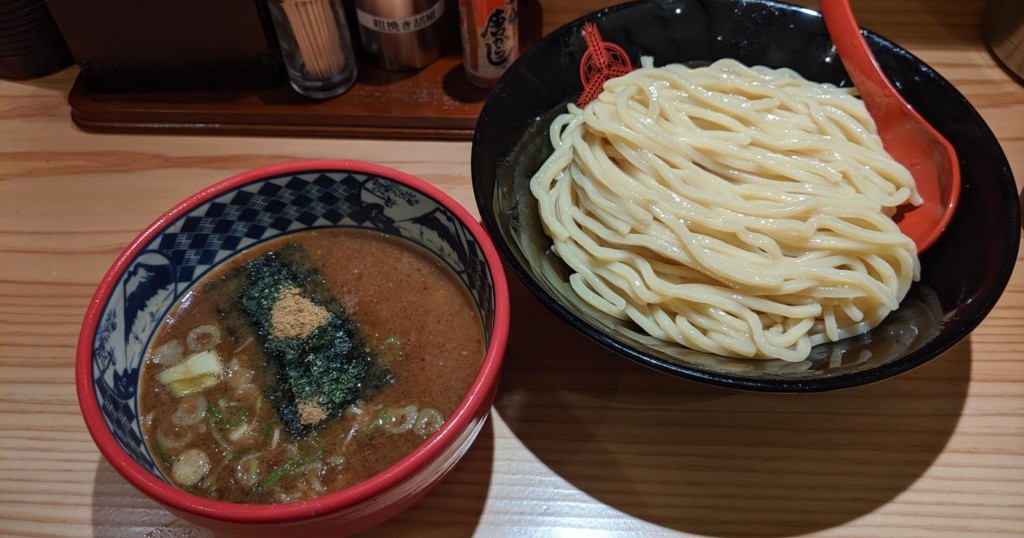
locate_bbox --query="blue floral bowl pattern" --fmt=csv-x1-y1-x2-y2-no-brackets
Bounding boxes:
86,163,496,482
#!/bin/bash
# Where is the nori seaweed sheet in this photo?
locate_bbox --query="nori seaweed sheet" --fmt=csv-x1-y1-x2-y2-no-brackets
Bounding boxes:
219,243,394,438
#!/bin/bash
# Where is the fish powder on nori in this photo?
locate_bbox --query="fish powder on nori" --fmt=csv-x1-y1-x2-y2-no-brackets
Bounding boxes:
230,243,394,438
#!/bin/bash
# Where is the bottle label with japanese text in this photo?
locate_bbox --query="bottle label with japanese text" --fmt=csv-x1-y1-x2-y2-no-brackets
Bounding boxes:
356,0,445,34
459,0,518,84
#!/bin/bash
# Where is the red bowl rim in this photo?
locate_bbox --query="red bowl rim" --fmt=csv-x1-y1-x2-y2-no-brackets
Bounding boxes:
75,159,511,524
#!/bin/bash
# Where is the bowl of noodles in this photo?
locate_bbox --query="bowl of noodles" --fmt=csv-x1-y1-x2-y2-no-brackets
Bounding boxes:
471,0,1020,391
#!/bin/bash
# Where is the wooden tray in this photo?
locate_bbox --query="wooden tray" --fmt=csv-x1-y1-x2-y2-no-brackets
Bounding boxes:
68,1,543,140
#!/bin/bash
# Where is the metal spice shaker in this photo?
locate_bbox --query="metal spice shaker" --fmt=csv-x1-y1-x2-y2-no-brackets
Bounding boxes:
354,0,447,71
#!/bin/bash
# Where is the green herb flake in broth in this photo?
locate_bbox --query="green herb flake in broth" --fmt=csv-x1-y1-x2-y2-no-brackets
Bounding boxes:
259,456,299,492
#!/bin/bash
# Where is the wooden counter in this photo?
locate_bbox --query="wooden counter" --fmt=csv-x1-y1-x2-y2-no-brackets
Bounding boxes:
2,0,1023,536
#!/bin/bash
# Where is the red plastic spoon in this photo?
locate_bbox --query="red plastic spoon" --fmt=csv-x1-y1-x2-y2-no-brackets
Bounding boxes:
820,0,961,253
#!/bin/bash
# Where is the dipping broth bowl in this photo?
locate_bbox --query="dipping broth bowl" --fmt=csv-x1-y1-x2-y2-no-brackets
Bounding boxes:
76,160,510,536
471,0,1020,392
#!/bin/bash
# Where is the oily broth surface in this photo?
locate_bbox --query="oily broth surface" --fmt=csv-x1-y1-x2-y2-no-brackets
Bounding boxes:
139,228,486,503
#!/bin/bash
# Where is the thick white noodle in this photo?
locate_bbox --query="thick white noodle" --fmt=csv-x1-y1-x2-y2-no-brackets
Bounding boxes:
530,58,920,362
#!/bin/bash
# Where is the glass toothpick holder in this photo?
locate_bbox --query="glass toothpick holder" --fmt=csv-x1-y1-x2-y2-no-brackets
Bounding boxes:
266,0,359,99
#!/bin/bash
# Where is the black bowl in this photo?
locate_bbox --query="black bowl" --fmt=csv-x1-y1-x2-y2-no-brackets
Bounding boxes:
471,0,1020,392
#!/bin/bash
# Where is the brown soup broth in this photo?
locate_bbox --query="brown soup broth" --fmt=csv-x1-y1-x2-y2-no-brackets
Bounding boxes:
139,228,486,504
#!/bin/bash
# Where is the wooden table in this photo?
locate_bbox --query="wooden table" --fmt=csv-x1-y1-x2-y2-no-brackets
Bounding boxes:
2,0,1023,536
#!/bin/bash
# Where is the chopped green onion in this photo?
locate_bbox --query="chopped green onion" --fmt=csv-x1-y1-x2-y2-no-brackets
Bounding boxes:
380,336,405,362
259,424,271,449
222,447,251,464
206,403,224,423
367,409,389,435
152,440,172,469
259,457,298,491
227,406,249,428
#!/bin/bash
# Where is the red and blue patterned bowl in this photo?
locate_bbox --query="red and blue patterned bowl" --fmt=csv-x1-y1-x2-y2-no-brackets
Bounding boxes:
77,160,510,536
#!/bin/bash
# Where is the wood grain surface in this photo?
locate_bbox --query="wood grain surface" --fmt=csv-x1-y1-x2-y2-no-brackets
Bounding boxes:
2,0,1023,536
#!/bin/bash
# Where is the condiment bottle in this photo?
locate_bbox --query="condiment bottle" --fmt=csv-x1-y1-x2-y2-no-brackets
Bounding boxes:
458,0,518,88
354,0,447,71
